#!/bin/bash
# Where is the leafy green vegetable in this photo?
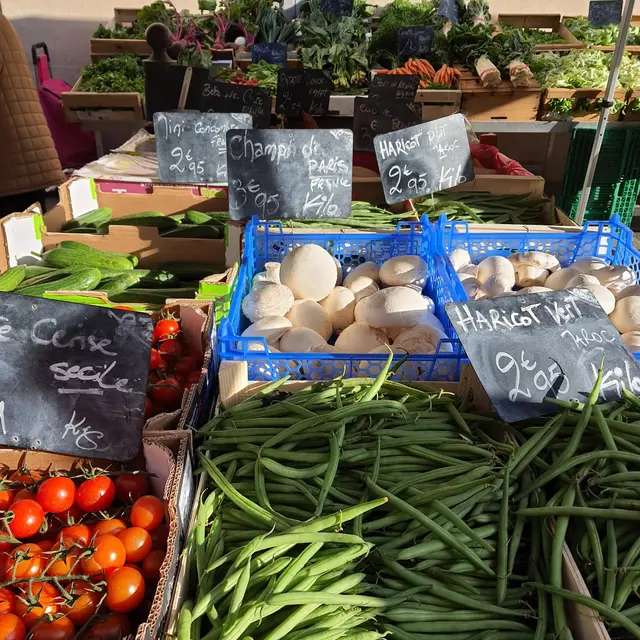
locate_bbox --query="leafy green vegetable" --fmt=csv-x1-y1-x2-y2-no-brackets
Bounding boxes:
77,55,144,93
93,1,177,39
247,61,280,92
564,16,640,47
177,45,213,68
255,4,297,43
499,22,566,45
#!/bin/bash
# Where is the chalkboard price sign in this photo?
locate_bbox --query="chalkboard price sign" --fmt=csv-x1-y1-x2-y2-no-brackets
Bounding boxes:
320,0,354,15
354,97,421,152
445,289,640,422
302,70,333,117
276,69,304,117
154,111,252,184
252,42,287,67
201,80,271,129
589,0,622,26
374,113,474,205
0,294,153,460
369,74,419,102
439,0,459,22
226,129,353,220
397,26,435,59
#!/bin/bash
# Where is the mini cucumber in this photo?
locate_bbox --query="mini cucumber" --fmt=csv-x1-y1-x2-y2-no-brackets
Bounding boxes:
99,273,141,298
43,248,134,271
19,269,102,297
168,213,187,223
111,287,197,304
161,225,223,239
185,210,214,225
17,269,75,291
61,207,112,231
23,266,55,278
57,241,138,267
0,266,27,292
157,262,221,279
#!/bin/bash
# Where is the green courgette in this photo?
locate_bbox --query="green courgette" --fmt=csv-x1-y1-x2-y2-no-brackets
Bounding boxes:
64,226,107,235
57,241,138,267
168,213,187,223
43,248,134,271
23,266,55,278
157,262,221,280
19,269,102,297
61,207,112,231
0,266,27,292
185,210,214,225
102,211,177,231
111,287,197,304
17,269,75,291
99,273,141,298
160,225,223,239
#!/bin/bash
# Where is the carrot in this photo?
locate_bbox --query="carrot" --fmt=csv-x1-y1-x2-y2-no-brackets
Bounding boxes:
376,69,390,74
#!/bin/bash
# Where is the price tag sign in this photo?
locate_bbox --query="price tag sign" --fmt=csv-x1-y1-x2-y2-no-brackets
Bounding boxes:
374,113,474,205
439,0,459,22
276,69,304,117
201,80,271,129
589,0,622,26
354,97,421,152
302,70,333,117
397,26,435,59
445,289,640,422
252,42,287,67
0,294,153,460
226,129,353,220
154,111,252,184
369,74,419,102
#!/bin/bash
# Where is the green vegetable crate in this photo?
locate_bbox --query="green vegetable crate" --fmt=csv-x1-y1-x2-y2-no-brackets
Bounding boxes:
497,14,584,51
89,7,151,61
560,125,640,226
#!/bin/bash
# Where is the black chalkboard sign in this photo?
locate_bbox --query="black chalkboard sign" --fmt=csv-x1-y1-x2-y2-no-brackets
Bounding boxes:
354,97,421,152
276,69,304,117
369,74,419,102
0,294,153,460
226,129,353,220
589,0,622,26
201,80,271,129
320,0,354,15
445,289,640,422
397,26,435,59
252,42,287,67
154,111,252,184
302,70,333,117
439,0,459,22
374,113,474,205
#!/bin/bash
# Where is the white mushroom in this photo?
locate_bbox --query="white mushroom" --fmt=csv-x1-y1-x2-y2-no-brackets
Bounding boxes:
457,263,479,277
252,262,281,288
545,267,579,290
368,344,408,355
333,258,343,286
517,286,553,294
494,291,520,298
280,244,338,301
285,300,332,341
279,327,327,352
621,331,640,351
508,251,560,273
514,266,549,288
241,316,292,344
477,256,515,298
449,248,472,272
343,262,380,289
379,255,428,288
385,311,446,341
617,285,640,301
347,276,379,302
610,296,640,334
242,283,294,323
572,257,609,274
462,277,483,300
392,325,451,354
247,341,280,353
335,323,388,353
594,265,636,295
577,283,616,314
319,287,356,333
354,287,430,330
566,274,600,289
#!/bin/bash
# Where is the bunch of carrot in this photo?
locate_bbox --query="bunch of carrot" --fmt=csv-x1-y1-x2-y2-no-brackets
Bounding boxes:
376,59,461,88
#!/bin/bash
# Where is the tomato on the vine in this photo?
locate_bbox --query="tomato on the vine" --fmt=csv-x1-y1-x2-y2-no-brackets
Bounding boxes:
114,474,149,503
15,582,58,628
11,489,35,504
183,370,201,392
151,377,183,409
57,524,92,547
76,477,116,513
85,614,130,639
0,588,15,615
28,617,75,640
54,503,83,527
4,543,42,581
149,523,168,550
46,544,79,578
0,613,25,640
118,527,152,563
93,519,126,537
130,495,164,531
61,581,101,625
157,339,182,361
141,549,165,581
36,477,76,514
153,318,179,343
35,539,54,552
7,500,44,539
149,348,164,371
81,534,126,576
0,483,16,511
144,397,158,420
105,566,145,613
9,471,41,485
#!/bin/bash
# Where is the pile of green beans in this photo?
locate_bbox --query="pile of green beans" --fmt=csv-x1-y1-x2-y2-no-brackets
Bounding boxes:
180,359,559,640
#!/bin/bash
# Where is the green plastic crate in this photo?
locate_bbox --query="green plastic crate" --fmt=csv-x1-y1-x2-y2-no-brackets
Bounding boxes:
560,125,640,225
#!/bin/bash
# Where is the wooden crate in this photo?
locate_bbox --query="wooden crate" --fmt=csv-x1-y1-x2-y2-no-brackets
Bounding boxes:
90,7,151,61
540,87,626,122
563,15,640,54
624,88,640,121
458,68,541,121
235,50,301,72
497,14,584,51
61,78,144,125
416,86,462,121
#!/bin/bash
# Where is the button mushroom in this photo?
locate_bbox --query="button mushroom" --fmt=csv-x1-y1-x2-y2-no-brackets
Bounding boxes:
241,316,292,345
347,276,379,302
354,286,432,330
280,244,338,301
565,274,601,288
242,283,294,323
477,256,516,298
594,265,637,295
379,255,428,288
279,327,328,352
572,257,609,274
449,248,472,272
319,287,356,333
617,284,640,301
392,325,451,354
508,252,559,289
621,331,640,351
252,262,281,288
333,258,343,286
545,267,579,290
575,283,616,314
343,262,380,289
610,296,640,334
457,263,479,278
334,322,388,353
517,286,553,294
285,300,332,341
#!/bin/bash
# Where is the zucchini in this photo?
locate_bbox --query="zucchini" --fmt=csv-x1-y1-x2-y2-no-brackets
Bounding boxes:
160,225,223,239
103,211,177,231
19,269,102,297
111,287,197,304
43,248,134,271
168,213,187,223
157,262,221,280
185,210,214,225
57,241,138,267
64,226,105,235
23,266,55,278
61,207,112,231
0,266,27,292
17,268,75,291
99,273,141,298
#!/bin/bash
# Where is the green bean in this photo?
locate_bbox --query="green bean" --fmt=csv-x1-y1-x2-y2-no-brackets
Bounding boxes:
496,464,511,606
520,505,640,520
400,620,533,632
177,600,193,640
511,412,567,479
228,560,251,624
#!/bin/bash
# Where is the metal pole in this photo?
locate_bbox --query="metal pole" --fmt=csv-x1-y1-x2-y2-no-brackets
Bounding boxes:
574,0,635,226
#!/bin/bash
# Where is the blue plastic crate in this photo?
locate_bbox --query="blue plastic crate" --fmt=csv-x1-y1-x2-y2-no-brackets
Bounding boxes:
218,216,465,382
434,213,640,337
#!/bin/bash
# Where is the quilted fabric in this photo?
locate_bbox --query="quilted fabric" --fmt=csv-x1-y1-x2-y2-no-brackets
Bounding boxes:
0,15,64,197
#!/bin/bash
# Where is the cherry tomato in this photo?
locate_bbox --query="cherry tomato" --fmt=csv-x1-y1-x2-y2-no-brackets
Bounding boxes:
174,355,200,376
118,527,152,563
144,397,158,420
81,534,126,576
28,617,75,640
7,500,44,539
54,503,83,527
9,471,41,486
57,524,92,547
148,371,162,385
151,377,183,409
141,549,165,581
36,477,76,514
35,539,54,552
76,477,116,513
149,348,164,370
0,613,25,640
105,566,145,613
130,495,164,531
0,589,15,615
157,339,182,361
4,543,42,581
85,614,130,639
0,538,14,554
153,318,180,343
114,474,149,503
149,523,168,550
47,544,79,578
93,519,126,537
0,484,16,511
11,489,35,503
61,581,101,626
15,582,58,628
